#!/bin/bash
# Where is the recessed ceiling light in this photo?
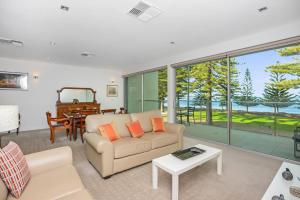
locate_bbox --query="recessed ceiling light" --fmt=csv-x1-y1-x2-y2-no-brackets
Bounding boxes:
60,5,69,11
49,41,56,46
11,40,23,47
0,38,23,47
170,41,175,45
258,6,268,12
81,52,95,57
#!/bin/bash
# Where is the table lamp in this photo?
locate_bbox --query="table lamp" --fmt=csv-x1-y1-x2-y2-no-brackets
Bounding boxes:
0,105,19,133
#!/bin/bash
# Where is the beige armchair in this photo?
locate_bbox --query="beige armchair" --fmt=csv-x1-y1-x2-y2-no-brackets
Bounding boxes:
0,146,93,200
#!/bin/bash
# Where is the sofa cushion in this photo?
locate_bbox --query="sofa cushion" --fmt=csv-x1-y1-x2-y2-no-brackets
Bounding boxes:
56,189,93,200
130,110,161,132
141,132,178,149
113,138,151,159
7,165,84,200
86,114,132,137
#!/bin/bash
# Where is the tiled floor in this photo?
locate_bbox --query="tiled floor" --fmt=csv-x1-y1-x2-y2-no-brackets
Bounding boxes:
185,124,299,161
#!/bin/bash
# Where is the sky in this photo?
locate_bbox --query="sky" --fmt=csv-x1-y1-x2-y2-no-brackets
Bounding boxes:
235,47,299,97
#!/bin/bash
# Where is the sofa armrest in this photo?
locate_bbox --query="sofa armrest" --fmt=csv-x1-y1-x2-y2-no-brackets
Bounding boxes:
84,132,113,154
164,122,185,149
165,122,185,135
84,132,114,177
25,146,72,176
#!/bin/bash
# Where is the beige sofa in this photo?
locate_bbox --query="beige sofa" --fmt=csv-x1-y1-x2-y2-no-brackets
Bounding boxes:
0,146,93,200
84,110,185,178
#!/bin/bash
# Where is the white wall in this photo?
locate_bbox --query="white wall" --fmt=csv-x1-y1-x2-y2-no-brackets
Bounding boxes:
0,57,124,131
125,20,300,74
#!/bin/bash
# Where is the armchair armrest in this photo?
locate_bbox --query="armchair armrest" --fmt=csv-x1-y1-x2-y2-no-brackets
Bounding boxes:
25,146,72,176
49,118,71,127
50,117,69,122
84,132,113,154
164,122,185,149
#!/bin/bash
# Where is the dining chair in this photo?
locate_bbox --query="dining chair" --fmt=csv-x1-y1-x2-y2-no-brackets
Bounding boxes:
46,112,72,143
176,108,184,124
76,109,99,143
183,107,196,126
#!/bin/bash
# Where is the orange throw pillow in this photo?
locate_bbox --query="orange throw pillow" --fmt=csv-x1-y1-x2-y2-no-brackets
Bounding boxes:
152,117,165,132
99,123,120,141
126,121,144,138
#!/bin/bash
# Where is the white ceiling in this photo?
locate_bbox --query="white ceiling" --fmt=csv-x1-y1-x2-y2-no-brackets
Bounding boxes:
0,0,299,71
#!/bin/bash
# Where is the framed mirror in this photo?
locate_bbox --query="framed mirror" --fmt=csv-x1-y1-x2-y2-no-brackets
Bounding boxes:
57,87,96,103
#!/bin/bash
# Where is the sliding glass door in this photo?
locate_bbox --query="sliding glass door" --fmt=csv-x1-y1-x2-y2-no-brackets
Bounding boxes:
231,44,300,159
176,58,229,144
127,75,142,113
125,41,300,161
143,71,160,111
126,68,168,119
175,42,300,161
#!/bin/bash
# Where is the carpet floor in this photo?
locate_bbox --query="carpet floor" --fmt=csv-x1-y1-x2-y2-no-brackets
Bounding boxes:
1,130,282,200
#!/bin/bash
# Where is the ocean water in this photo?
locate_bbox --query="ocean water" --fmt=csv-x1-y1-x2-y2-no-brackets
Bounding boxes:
175,100,300,114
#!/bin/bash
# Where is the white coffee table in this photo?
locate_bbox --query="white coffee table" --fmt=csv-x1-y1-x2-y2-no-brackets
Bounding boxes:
262,162,300,200
152,144,222,200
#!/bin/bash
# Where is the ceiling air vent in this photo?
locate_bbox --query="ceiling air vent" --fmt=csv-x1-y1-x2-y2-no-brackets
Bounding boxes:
128,1,161,22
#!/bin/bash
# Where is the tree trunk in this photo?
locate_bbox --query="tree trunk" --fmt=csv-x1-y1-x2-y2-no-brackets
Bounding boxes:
273,105,277,136
206,100,213,125
206,67,213,125
160,100,164,112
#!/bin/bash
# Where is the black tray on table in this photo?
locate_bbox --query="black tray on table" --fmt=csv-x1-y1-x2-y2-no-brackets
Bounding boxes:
172,147,206,160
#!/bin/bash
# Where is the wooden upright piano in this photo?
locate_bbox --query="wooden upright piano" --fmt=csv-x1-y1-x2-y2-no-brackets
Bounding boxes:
56,87,100,118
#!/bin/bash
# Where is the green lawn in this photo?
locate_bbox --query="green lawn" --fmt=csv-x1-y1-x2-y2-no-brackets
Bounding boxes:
176,109,300,137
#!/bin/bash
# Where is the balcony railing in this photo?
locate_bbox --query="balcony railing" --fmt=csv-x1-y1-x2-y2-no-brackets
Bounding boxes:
176,100,300,138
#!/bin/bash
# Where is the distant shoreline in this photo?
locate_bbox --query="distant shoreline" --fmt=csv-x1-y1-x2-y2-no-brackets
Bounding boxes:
173,100,300,115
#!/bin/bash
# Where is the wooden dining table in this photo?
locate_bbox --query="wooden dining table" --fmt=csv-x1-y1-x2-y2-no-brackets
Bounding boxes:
63,112,86,141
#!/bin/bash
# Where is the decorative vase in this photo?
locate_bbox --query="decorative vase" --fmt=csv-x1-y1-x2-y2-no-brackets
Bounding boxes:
282,168,293,181
271,194,284,200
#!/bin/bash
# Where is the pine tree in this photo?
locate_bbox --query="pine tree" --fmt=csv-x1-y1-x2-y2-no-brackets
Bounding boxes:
189,58,239,124
176,67,189,108
213,58,239,109
158,68,167,111
189,62,215,124
263,72,295,113
267,44,300,89
236,68,258,112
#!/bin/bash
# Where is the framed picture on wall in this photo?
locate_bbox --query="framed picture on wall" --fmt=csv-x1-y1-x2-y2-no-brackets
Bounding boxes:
107,85,118,97
0,71,28,90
